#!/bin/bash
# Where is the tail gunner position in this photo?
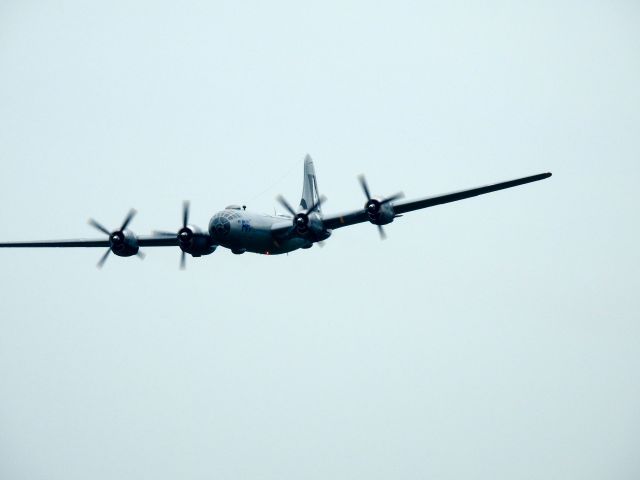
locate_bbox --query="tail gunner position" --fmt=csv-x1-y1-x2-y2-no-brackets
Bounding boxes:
0,155,552,268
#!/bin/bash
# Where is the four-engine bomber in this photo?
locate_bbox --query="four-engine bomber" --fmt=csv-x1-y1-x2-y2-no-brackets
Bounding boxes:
0,155,551,268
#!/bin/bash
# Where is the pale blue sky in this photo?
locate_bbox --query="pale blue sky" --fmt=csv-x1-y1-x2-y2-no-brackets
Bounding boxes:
1,1,639,479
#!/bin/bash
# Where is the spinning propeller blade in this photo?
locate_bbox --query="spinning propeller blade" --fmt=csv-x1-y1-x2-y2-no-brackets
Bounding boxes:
276,195,297,216
179,201,192,269
305,195,326,215
381,192,404,205
120,209,137,231
358,174,372,200
88,219,110,235
182,201,190,229
97,248,111,269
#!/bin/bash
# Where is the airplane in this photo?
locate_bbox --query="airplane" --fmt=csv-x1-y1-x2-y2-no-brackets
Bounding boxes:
0,155,551,268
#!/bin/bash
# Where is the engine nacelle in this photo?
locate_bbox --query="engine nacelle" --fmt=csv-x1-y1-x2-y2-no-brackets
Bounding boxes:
365,199,395,226
308,215,331,241
286,211,329,240
179,224,217,257
110,229,139,257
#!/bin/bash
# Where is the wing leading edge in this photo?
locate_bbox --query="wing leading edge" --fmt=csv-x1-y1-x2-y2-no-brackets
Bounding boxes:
322,172,551,230
0,236,179,248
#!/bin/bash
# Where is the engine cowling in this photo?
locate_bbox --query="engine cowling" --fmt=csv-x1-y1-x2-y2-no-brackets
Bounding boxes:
178,224,217,257
110,229,139,257
275,194,330,241
365,199,395,226
307,214,331,241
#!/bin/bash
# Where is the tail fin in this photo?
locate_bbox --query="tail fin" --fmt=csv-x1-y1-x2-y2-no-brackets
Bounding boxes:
300,154,321,212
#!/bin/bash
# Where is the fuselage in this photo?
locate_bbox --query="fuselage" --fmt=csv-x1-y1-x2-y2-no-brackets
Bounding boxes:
208,205,311,255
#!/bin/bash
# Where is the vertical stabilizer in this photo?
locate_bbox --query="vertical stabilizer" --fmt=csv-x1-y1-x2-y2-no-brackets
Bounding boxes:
300,154,321,212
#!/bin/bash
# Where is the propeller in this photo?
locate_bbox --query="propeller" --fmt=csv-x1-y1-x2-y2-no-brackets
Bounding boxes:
276,194,326,235
178,201,195,269
153,201,194,269
88,208,143,268
357,174,404,240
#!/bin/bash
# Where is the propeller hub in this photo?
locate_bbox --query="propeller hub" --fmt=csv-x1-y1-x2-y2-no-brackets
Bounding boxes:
366,200,380,215
110,232,124,245
178,227,193,244
295,214,309,232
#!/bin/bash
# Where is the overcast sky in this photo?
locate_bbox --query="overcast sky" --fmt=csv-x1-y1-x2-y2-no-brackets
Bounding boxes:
1,1,639,479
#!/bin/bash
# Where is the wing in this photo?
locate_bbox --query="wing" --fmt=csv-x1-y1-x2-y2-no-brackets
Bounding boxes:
0,239,110,248
320,210,368,231
322,172,551,230
0,235,179,248
138,236,180,247
270,220,294,238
